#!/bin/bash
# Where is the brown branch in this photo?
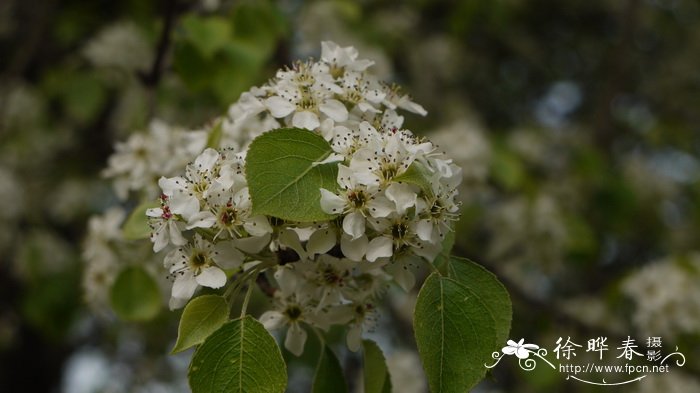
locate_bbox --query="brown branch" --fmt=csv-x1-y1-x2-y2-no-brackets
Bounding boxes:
139,0,179,89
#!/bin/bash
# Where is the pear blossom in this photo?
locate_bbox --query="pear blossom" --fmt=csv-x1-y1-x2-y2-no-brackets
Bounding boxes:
146,195,186,252
165,234,244,308
259,268,318,356
320,165,393,240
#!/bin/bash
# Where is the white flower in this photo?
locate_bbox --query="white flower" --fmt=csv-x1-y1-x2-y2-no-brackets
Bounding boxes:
369,214,441,262
320,165,393,240
165,234,244,308
158,148,229,221
260,268,315,356
320,41,375,73
382,86,427,116
187,184,272,239
349,129,418,187
103,120,206,199
263,61,348,130
146,196,187,252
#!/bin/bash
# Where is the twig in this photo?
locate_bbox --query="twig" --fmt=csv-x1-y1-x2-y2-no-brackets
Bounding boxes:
140,0,178,89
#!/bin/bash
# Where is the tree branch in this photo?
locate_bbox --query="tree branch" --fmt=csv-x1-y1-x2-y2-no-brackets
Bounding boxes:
139,0,178,89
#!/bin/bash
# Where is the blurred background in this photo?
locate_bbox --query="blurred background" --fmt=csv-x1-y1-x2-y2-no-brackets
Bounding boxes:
1,0,699,392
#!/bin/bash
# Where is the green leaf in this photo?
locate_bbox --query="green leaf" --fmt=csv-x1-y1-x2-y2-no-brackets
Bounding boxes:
110,266,161,321
414,272,499,392
172,295,230,354
363,340,392,393
246,128,339,222
61,73,107,124
181,15,232,59
123,201,158,240
393,161,434,197
447,257,512,346
206,119,224,149
491,144,525,190
433,228,456,270
312,345,348,393
189,316,287,393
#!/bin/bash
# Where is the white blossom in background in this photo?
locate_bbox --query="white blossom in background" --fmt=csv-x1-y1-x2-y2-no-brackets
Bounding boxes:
82,208,127,311
632,372,700,393
621,254,700,338
103,120,207,199
82,21,152,72
386,350,428,393
487,193,569,269
430,118,491,188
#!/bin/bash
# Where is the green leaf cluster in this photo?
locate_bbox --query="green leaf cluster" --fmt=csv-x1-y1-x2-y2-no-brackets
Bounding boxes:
173,2,287,105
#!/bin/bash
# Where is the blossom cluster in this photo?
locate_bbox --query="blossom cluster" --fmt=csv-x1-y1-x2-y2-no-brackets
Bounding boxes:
103,120,208,200
622,253,700,338
96,41,462,355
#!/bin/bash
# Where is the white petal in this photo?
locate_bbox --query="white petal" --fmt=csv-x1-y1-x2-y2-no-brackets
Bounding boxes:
336,165,355,189
366,196,394,218
385,261,416,291
320,189,345,214
292,111,320,130
397,95,427,116
278,229,307,261
213,243,244,269
412,240,441,260
342,211,366,240
215,165,236,190
357,101,380,113
163,248,182,268
415,219,434,242
365,89,385,104
194,148,220,172
169,194,200,220
264,96,296,118
237,92,266,115
169,296,189,310
274,267,299,296
307,229,336,256
158,176,186,195
172,271,198,300
346,325,362,352
285,323,307,356
168,220,187,246
152,224,168,252
385,183,417,215
260,310,286,330
146,207,163,218
243,215,273,236
186,211,217,229
314,153,344,166
366,236,393,262
195,266,227,288
319,99,348,122
340,234,368,262
235,233,271,254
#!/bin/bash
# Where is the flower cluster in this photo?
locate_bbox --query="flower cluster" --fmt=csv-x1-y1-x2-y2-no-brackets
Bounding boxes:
622,253,700,338
103,120,208,200
109,41,462,355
